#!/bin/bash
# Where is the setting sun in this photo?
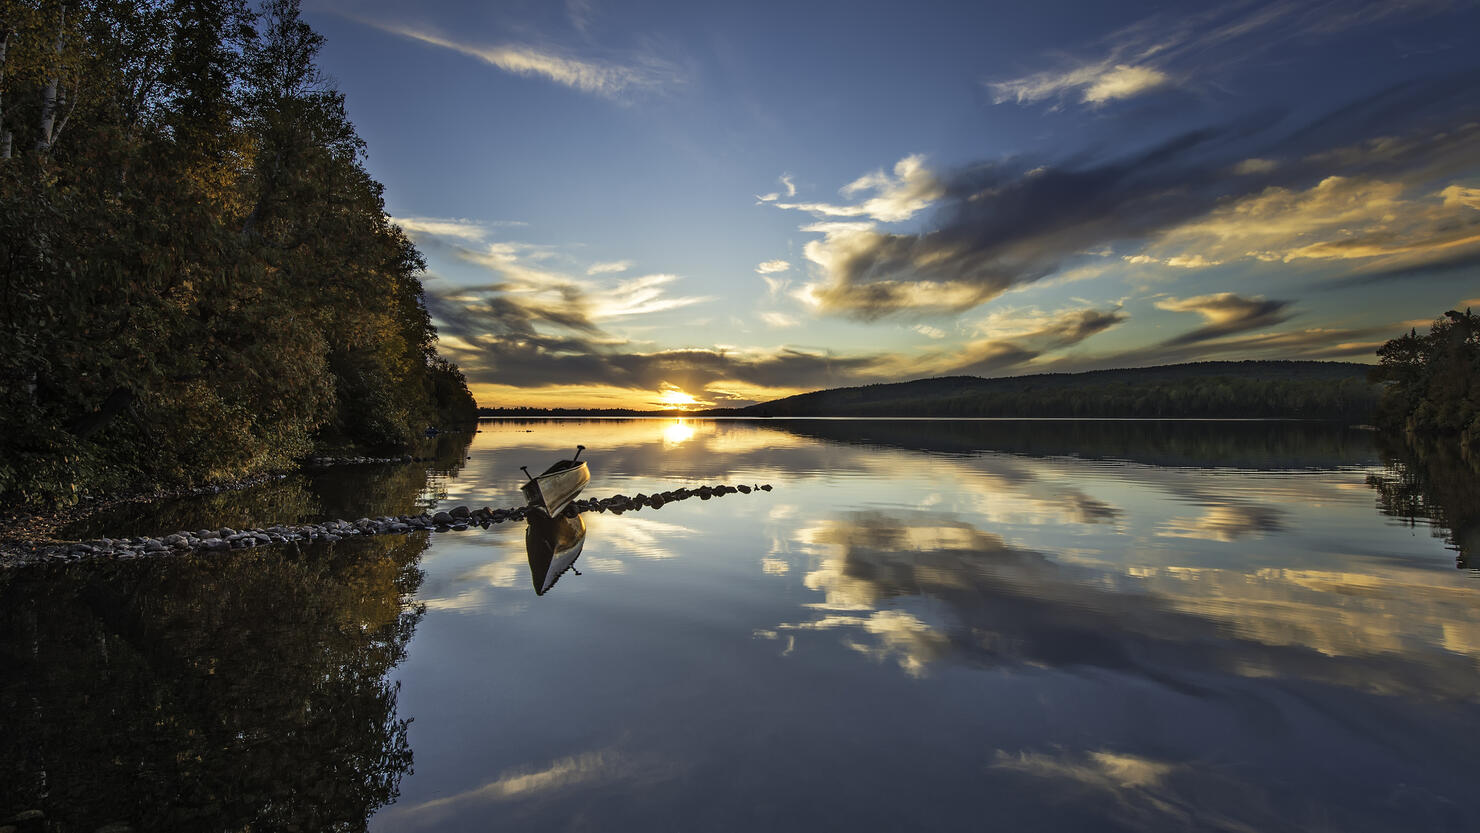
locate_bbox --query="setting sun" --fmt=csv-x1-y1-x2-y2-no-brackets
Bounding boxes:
658,387,701,409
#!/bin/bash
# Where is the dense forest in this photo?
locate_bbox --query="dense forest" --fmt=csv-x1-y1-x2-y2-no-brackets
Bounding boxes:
0,0,477,507
728,361,1379,420
1371,308,1480,453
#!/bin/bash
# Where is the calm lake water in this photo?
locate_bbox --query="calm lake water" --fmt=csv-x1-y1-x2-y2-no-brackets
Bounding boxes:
4,418,1479,832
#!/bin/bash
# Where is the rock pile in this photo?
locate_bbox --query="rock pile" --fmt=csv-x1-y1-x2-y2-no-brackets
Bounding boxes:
3,483,774,566
303,454,416,467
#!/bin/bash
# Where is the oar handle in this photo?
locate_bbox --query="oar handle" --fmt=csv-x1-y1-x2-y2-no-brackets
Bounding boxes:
520,466,533,480
573,445,586,461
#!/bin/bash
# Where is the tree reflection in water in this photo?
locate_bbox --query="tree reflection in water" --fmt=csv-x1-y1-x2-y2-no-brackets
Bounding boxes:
0,534,425,831
0,433,474,832
1368,436,1480,569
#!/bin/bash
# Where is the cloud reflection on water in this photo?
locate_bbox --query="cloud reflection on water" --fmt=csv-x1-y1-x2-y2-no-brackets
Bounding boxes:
773,509,1480,699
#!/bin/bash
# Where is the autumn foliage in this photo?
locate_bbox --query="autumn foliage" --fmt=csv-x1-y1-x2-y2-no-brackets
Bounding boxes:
0,0,477,506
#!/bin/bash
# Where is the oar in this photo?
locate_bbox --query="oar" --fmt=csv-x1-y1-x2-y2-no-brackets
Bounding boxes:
520,466,533,481
572,444,586,462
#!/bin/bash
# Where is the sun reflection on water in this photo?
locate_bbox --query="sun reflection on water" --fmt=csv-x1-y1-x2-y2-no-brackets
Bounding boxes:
662,419,696,446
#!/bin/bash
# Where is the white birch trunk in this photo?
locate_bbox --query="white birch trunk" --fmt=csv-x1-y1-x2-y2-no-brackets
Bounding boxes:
35,10,64,153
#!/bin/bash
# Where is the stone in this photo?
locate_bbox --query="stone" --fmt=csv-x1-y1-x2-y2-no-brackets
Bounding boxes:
760,484,772,491
738,485,751,493
450,505,471,520
432,511,454,524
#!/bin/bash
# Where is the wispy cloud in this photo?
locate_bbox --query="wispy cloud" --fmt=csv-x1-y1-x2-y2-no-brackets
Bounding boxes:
590,273,709,320
755,259,790,274
1154,293,1293,345
920,306,1128,376
587,259,634,275
988,0,1459,109
353,17,682,99
991,62,1170,106
1139,176,1480,275
392,216,492,241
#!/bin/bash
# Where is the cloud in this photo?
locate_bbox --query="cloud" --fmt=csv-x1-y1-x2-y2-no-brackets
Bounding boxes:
589,273,709,320
994,749,1177,792
777,74,1480,319
755,259,790,274
760,311,800,328
987,1,1460,110
587,259,634,275
1051,324,1387,373
1154,292,1293,345
392,216,491,241
354,18,682,98
566,0,594,35
912,324,946,339
991,62,1171,106
759,274,789,299
759,155,942,223
930,307,1126,376
1141,175,1480,275
426,278,884,398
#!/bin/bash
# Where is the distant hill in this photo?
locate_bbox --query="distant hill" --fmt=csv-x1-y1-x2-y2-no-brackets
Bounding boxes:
717,361,1378,420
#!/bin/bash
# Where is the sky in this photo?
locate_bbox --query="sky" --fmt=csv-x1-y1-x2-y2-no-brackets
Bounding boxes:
304,0,1480,409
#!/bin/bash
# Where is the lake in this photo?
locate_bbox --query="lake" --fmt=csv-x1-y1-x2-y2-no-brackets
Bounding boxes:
3,418,1479,832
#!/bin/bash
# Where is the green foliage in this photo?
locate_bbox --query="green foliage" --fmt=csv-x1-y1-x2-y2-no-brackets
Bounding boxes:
1372,308,1480,452
0,0,476,507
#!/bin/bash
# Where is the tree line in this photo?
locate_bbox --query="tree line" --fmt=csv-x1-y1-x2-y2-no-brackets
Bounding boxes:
0,0,477,507
1371,308,1480,454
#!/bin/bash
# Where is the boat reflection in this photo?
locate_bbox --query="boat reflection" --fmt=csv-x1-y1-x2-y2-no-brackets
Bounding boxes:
526,513,588,595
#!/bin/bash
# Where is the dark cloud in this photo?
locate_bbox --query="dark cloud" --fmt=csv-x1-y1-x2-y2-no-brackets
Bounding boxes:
1038,323,1387,375
1155,293,1293,345
804,72,1480,319
427,287,882,399
937,307,1129,376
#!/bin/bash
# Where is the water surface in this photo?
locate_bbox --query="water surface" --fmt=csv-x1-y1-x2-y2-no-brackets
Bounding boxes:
3,419,1478,832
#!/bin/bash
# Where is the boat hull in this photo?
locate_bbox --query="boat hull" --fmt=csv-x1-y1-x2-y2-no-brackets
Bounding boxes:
521,461,590,517
526,514,587,595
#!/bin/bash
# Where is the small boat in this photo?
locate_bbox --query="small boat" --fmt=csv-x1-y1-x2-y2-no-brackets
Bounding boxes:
526,513,587,595
520,445,591,518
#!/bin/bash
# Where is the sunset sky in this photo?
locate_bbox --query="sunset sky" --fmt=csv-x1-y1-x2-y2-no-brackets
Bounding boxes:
306,0,1480,409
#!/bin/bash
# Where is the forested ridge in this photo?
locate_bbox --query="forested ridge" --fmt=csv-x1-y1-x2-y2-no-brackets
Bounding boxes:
0,0,477,507
729,361,1379,419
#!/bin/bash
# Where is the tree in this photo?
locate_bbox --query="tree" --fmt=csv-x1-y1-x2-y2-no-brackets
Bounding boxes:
1372,308,1480,452
0,0,477,508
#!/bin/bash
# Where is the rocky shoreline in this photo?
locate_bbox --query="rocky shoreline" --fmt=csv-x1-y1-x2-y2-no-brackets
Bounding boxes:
0,451,439,554
0,483,773,567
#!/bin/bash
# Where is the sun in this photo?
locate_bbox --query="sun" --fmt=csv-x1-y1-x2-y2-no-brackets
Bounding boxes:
658,386,701,409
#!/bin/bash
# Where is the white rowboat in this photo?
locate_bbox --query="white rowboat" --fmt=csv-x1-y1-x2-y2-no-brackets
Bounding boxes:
520,446,591,518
